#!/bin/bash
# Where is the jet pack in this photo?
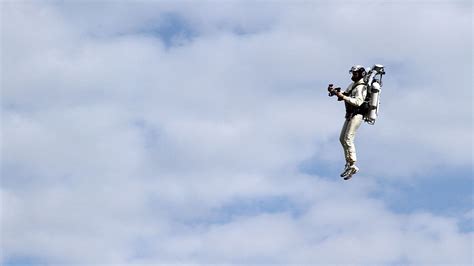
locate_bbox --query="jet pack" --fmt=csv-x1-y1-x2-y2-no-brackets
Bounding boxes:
364,64,385,125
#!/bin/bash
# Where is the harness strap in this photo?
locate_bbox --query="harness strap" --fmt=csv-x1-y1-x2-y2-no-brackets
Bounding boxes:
344,81,369,119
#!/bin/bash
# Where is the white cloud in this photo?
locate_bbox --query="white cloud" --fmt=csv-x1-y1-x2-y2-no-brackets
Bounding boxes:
109,176,472,264
1,1,472,265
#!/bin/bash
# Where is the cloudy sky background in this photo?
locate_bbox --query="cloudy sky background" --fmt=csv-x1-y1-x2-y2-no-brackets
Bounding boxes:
1,0,472,265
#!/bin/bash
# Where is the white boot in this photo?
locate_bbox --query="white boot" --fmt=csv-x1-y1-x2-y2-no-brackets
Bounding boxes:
340,163,351,177
343,165,359,180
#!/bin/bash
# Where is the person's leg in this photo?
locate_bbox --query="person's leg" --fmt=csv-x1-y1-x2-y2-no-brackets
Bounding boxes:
339,119,350,163
342,114,363,166
339,119,351,176
341,114,363,179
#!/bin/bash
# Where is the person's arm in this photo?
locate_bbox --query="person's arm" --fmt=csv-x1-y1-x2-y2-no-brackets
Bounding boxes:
336,85,365,106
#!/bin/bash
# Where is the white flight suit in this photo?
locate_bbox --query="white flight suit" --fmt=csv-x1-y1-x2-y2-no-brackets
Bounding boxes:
339,78,367,165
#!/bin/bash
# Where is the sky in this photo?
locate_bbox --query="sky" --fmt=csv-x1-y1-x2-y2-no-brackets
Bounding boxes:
1,0,473,265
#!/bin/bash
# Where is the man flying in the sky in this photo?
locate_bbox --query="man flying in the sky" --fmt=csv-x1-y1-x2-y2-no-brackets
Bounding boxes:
329,65,368,180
